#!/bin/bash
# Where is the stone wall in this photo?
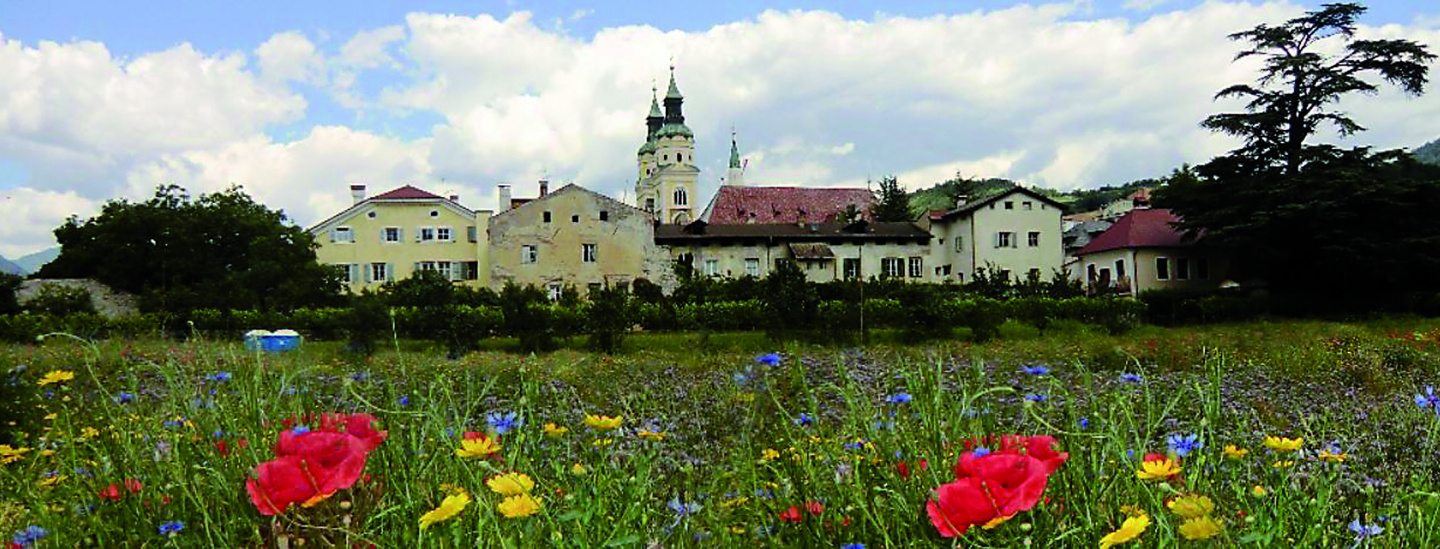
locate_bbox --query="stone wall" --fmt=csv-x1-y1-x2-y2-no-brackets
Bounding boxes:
16,279,139,319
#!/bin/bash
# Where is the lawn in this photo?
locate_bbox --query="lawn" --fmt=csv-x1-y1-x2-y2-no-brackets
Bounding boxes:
4,318,1440,547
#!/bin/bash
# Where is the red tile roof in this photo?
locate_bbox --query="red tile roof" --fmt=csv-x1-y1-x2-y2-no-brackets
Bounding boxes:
1075,208,1194,255
371,185,444,200
703,186,874,224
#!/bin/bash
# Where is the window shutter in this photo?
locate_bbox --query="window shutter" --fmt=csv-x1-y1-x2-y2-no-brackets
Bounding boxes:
397,228,404,242
994,233,1001,248
379,228,386,242
386,263,394,282
329,228,337,243
362,264,371,283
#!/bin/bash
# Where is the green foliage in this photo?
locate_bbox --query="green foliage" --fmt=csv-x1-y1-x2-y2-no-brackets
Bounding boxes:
906,174,1020,214
585,284,632,354
762,260,816,340
21,284,95,316
500,283,556,354
343,293,390,356
0,366,41,445
871,175,913,222
38,185,343,314
0,273,21,316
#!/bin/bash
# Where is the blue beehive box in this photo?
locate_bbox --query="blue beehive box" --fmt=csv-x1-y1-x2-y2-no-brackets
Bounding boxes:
244,330,303,352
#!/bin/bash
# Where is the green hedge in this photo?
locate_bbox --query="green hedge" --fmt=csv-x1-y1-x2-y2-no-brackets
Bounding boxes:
0,312,166,343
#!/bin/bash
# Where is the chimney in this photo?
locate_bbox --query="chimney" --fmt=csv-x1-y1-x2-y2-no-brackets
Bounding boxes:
954,195,969,208
496,184,512,211
350,184,366,204
539,179,549,197
448,194,459,203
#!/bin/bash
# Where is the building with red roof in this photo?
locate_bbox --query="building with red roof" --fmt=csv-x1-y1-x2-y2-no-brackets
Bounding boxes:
699,185,875,224
1072,208,1228,295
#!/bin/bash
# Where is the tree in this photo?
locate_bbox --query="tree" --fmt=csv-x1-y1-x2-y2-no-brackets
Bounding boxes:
585,284,632,354
872,176,913,222
763,259,817,340
38,185,343,313
1201,3,1435,175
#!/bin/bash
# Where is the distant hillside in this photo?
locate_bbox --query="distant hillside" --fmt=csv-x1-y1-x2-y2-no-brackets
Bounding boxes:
1415,137,1440,166
907,174,1157,216
0,255,23,276
15,247,59,274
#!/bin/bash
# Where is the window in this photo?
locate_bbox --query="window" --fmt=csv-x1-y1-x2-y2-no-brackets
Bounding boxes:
1176,258,1191,280
645,198,655,211
370,262,390,283
704,259,720,277
416,260,436,273
1028,231,1040,247
331,226,354,243
673,187,688,206
744,258,760,277
419,227,436,242
843,258,861,279
462,261,479,281
588,283,602,294
1156,257,1170,280
998,269,1012,281
882,257,904,278
436,261,453,280
467,226,477,243
908,257,923,278
522,245,538,264
954,236,963,253
572,214,579,223
996,232,1015,248
383,227,401,243
1115,259,1126,279
599,211,609,221
436,227,452,242
430,210,440,218
1004,201,1014,210
337,263,359,283
1029,267,1041,280
547,284,562,301
1023,201,1033,210
543,211,552,223
1087,264,1098,281
582,243,597,263
367,211,377,219
774,258,794,271
1197,258,1211,280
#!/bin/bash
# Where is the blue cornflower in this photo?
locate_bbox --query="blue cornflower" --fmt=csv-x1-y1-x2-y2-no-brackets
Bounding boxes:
843,441,866,451
732,372,749,385
755,353,781,366
351,372,370,381
842,544,867,549
1120,373,1143,383
1348,519,1383,539
158,521,184,535
1416,386,1440,416
115,392,136,404
12,525,48,547
874,420,895,431
162,419,183,429
1078,417,1090,429
207,372,232,382
292,425,310,435
487,411,522,435
73,467,92,476
754,489,775,499
972,447,992,457
794,412,814,426
398,396,410,406
212,431,226,438
667,497,703,516
886,393,912,404
1167,433,1203,457
1023,365,1050,376
1024,393,1047,402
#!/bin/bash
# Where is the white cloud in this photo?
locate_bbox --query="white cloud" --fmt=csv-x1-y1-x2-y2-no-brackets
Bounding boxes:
571,9,595,22
1124,0,1169,11
340,25,405,69
256,31,325,84
0,188,98,258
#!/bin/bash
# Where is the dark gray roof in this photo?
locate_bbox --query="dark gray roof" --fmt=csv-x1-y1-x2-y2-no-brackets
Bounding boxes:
935,186,1067,220
656,221,930,243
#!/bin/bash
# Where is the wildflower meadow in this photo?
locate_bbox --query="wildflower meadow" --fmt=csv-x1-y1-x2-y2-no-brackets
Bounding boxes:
4,320,1440,547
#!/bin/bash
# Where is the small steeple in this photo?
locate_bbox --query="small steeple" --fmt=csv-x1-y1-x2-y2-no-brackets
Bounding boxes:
648,84,663,118
725,127,745,187
729,129,741,169
665,61,683,100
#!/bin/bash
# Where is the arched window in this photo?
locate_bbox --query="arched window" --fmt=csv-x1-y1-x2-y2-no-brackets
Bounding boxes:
673,187,688,206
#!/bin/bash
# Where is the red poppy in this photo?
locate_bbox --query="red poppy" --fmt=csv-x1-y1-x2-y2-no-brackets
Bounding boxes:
271,431,371,496
779,506,803,523
125,478,143,493
98,483,122,501
897,461,912,479
805,501,824,516
929,435,1068,537
215,440,231,456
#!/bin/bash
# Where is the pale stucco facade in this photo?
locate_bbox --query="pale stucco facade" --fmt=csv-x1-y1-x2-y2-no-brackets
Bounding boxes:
656,222,934,282
926,187,1065,283
1076,248,1229,295
488,184,674,295
311,186,490,293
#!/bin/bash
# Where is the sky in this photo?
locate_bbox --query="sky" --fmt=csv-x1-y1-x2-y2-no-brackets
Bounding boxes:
0,0,1437,257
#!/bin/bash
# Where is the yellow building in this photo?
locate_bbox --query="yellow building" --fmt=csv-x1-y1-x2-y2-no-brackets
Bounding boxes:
924,186,1066,283
488,183,673,297
309,184,490,292
634,68,699,224
1072,208,1229,295
656,220,932,282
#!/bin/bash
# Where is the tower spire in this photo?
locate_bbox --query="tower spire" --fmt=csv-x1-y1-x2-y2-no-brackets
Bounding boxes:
729,127,741,169
726,126,745,187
